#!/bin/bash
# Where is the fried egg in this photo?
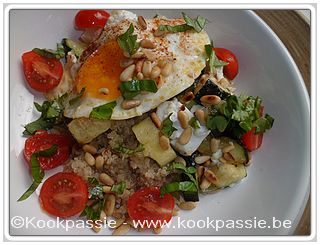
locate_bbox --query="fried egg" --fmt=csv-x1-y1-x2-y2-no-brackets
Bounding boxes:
65,10,210,120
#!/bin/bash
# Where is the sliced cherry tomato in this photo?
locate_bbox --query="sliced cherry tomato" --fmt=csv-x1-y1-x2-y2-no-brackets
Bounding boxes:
213,47,239,80
24,131,70,170
127,186,174,228
39,172,88,218
75,10,110,29
22,51,63,92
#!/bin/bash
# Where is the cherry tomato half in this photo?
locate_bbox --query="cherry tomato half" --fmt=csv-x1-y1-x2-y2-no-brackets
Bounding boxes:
75,10,110,29
127,186,175,228
39,172,88,218
24,131,70,170
213,47,239,80
22,51,63,92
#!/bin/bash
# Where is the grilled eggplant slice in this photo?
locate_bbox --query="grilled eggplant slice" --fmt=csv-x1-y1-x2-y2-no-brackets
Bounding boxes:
194,78,231,103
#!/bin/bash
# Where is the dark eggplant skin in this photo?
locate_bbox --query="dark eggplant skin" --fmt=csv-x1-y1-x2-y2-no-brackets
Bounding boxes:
181,153,199,202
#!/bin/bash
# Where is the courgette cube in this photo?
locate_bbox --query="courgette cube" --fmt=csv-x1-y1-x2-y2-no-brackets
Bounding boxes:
211,163,247,189
219,137,248,165
132,117,177,167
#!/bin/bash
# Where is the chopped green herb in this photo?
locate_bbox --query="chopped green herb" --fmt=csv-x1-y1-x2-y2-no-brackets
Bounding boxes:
160,181,197,197
89,101,117,120
111,181,126,195
189,117,200,129
114,143,144,155
119,79,158,100
205,44,228,73
33,43,65,59
117,23,139,56
69,87,85,106
161,113,177,138
206,115,228,132
80,199,104,221
62,38,86,57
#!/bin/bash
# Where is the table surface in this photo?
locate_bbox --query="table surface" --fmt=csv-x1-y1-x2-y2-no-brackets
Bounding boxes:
255,10,311,236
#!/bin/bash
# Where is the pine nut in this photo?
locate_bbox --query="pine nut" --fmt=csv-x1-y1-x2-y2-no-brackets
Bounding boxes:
82,144,97,154
100,211,107,223
138,16,147,30
150,112,162,128
195,155,211,164
150,66,161,79
156,74,164,88
153,227,162,234
154,29,165,37
157,59,167,68
131,52,144,59
99,87,109,95
142,60,152,77
172,207,179,216
200,74,209,84
120,58,134,68
125,218,135,227
95,155,104,170
174,156,186,166
223,152,235,163
204,170,218,184
161,62,173,77
195,109,206,125
200,95,221,106
112,224,130,235
200,177,211,190
140,39,156,49
123,51,130,58
197,166,205,181
159,135,170,150
219,157,228,164
222,144,235,153
178,127,192,145
120,64,135,81
210,138,220,153
104,194,116,216
99,173,115,186
121,99,141,110
84,152,95,166
102,185,112,193
91,221,102,233
182,91,195,102
135,59,144,73
219,77,230,86
112,217,125,229
136,72,144,80
178,201,197,210
178,111,189,129
142,49,156,61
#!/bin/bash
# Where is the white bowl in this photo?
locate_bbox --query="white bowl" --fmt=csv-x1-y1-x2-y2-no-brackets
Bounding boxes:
9,9,310,236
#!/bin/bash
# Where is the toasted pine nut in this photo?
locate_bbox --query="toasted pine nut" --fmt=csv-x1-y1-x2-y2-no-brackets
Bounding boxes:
100,211,107,223
112,217,126,229
150,112,162,128
99,173,115,186
178,201,197,210
150,66,161,79
200,177,211,190
178,127,192,145
140,39,156,49
182,91,195,102
125,218,135,228
123,51,130,58
84,152,95,166
91,221,102,233
142,60,152,77
223,152,235,163
138,16,147,30
104,194,116,216
112,224,130,236
142,49,156,61
120,58,134,68
219,77,230,87
136,72,144,80
102,185,112,193
99,87,109,95
121,99,141,110
157,59,167,68
174,156,186,166
222,144,235,153
204,170,218,184
200,95,221,106
131,52,144,59
120,64,135,81
153,227,162,234
82,144,97,154
159,135,170,150
200,74,209,84
210,138,220,153
95,155,104,170
195,109,206,125
156,74,164,88
161,62,173,77
178,111,189,129
135,59,144,73
172,207,179,216
219,157,228,164
197,165,205,181
195,155,211,164
154,29,165,37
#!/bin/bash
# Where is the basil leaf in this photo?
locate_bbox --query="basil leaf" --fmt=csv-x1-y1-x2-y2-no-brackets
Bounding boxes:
206,115,228,132
159,24,192,33
80,199,104,221
189,117,200,129
114,143,144,155
253,114,275,134
120,80,158,99
17,145,58,201
23,118,53,136
117,23,139,56
111,181,126,195
161,113,177,137
33,43,65,59
69,87,86,106
160,181,197,197
182,12,207,33
90,101,117,120
205,44,228,73
166,162,198,189
87,177,100,186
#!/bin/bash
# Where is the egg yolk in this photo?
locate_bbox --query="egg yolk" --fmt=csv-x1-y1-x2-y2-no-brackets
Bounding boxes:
76,40,124,100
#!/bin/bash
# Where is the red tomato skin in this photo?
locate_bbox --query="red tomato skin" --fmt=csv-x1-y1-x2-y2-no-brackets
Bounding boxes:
241,128,264,152
75,10,110,29
24,131,70,170
22,51,63,92
213,47,239,80
127,186,174,228
39,172,88,218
